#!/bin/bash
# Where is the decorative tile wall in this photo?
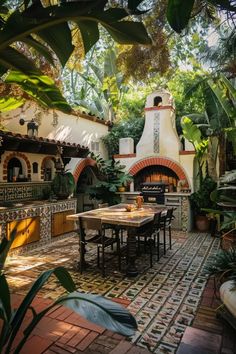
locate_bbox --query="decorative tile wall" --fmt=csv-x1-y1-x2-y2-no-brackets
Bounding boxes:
181,197,190,232
0,198,77,254
0,182,51,202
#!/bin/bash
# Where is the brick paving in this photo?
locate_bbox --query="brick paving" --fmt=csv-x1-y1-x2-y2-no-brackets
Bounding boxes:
2,231,236,353
5,294,150,354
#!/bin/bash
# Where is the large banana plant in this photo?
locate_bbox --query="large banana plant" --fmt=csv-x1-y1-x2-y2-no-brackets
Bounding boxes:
181,116,209,185
0,233,137,353
183,73,236,176
74,47,129,120
207,74,236,153
0,0,150,112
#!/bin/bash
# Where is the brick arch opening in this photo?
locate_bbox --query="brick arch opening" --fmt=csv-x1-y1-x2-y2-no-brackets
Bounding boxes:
73,158,96,183
3,152,31,182
129,157,189,187
41,156,56,181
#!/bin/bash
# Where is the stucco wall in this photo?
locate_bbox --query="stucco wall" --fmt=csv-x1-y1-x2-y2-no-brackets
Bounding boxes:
1,102,109,160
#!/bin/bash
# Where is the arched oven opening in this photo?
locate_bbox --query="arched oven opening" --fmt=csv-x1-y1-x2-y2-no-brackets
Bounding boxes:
134,165,179,204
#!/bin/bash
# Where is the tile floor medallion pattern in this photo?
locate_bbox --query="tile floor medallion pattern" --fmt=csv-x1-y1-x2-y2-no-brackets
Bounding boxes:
4,231,220,353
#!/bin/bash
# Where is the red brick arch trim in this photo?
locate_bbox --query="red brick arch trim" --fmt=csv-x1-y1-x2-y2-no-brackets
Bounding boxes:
2,152,31,181
73,158,96,183
129,157,189,187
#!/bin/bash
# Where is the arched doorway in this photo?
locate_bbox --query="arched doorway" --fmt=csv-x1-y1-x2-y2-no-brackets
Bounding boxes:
42,158,55,181
76,166,97,211
7,157,23,182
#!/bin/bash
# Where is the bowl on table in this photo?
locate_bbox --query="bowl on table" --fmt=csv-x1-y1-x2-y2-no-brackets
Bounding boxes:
125,204,136,212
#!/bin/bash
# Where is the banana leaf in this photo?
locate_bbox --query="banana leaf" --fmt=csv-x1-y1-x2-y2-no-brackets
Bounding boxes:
61,291,137,336
0,0,150,112
0,228,16,274
1,265,137,353
0,97,25,112
5,71,72,113
167,0,195,33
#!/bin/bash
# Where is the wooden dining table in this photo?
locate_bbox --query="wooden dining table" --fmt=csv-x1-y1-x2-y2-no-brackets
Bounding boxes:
67,203,167,277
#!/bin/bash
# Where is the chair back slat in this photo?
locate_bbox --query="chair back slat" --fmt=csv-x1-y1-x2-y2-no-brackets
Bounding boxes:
153,211,162,226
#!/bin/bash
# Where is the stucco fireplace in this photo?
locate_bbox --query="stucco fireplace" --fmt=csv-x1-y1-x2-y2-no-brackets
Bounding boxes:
114,89,195,231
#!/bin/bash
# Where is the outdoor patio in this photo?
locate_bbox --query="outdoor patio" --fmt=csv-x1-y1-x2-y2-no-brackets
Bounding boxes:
5,230,235,354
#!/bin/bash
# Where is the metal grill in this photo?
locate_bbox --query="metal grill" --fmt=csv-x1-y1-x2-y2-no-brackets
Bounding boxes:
141,182,166,204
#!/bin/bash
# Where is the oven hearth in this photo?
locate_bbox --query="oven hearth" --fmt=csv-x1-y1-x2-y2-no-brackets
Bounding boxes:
141,182,166,204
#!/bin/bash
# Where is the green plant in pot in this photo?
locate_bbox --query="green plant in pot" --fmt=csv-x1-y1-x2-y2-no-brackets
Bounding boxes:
51,170,75,200
190,175,217,231
205,170,236,245
88,153,133,205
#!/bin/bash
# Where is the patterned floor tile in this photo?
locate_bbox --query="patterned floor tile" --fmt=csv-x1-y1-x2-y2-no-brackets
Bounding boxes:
5,231,220,353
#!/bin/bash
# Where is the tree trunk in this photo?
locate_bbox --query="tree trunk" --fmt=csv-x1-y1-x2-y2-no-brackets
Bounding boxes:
219,133,227,177
207,137,218,181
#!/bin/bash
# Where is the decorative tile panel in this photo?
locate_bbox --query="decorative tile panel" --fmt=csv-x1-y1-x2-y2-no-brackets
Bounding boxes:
153,112,160,154
0,182,51,202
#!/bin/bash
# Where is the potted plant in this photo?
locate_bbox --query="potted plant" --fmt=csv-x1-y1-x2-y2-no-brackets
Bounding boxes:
206,247,236,329
51,170,75,200
190,175,217,231
211,170,236,247
88,153,133,205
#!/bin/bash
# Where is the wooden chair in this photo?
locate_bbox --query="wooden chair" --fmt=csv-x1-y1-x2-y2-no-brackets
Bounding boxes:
136,211,162,267
160,207,174,254
98,203,126,246
78,217,121,277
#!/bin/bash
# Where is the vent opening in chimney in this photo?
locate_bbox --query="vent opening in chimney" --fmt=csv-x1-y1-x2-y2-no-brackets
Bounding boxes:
153,96,162,107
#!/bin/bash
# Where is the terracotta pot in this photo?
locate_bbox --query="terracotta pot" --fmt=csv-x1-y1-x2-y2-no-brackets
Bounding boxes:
195,215,210,232
221,231,236,250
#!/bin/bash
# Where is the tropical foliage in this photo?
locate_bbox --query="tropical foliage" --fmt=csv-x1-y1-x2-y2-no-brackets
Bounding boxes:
64,47,129,120
181,72,236,178
167,0,236,33
0,0,150,112
88,152,133,205
0,231,137,353
206,247,236,286
181,116,209,185
102,115,145,157
190,175,217,215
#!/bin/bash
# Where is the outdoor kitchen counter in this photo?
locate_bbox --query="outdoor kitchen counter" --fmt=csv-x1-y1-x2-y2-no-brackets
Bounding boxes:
0,198,77,253
117,192,191,231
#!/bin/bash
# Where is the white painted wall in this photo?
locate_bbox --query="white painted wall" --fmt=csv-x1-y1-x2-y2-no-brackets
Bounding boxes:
1,102,109,160
136,90,181,159
179,154,194,190
119,138,134,154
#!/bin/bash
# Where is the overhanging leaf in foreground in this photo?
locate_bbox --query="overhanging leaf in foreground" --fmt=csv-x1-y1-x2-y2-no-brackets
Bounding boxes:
61,291,137,336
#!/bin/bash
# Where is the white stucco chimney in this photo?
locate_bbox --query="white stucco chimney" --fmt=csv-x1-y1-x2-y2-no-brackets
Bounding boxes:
119,137,134,154
136,89,182,160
